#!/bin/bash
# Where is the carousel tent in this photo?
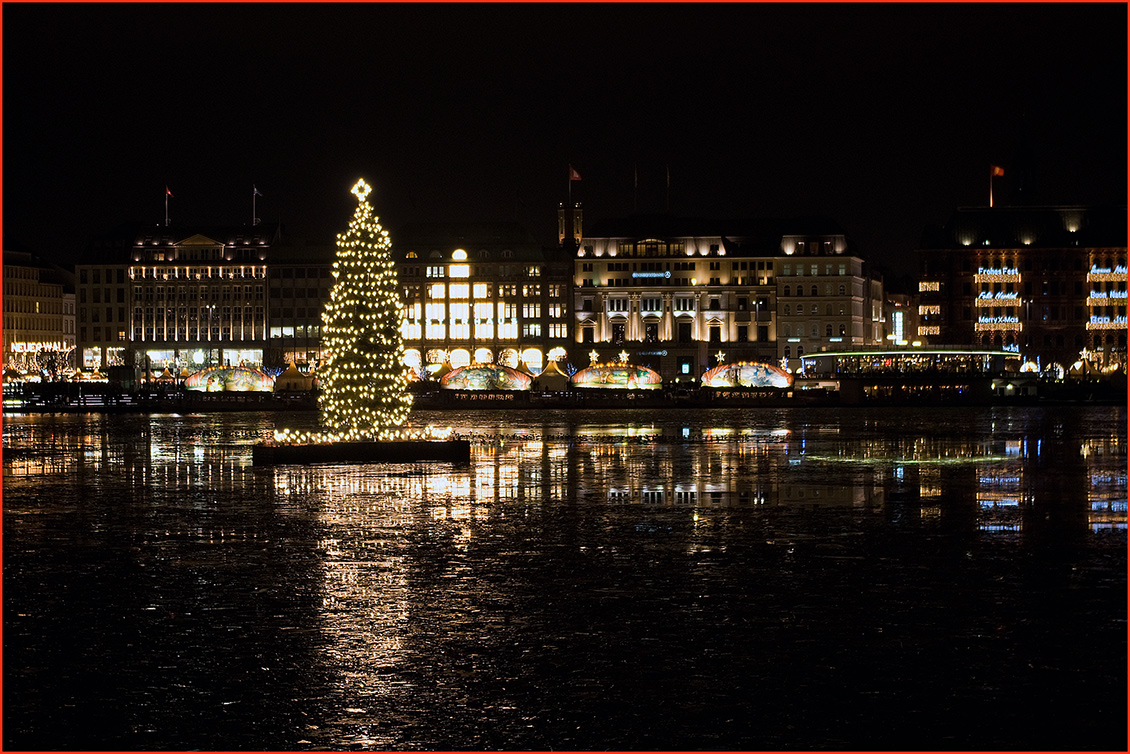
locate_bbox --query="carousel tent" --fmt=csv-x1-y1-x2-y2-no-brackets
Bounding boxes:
274,361,315,391
571,363,663,390
534,360,571,391
1068,359,1099,377
184,365,274,392
701,361,793,389
440,364,532,391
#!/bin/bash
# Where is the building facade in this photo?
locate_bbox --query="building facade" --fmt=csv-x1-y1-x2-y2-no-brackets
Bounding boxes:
76,223,279,371
573,216,882,380
393,222,574,375
2,250,76,376
916,206,1127,368
266,242,335,367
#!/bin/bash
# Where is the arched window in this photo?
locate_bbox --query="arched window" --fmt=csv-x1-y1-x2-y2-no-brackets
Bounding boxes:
784,304,791,316
825,324,833,336
839,324,846,336
838,284,845,295
784,346,791,358
796,304,804,315
783,285,791,296
810,285,818,296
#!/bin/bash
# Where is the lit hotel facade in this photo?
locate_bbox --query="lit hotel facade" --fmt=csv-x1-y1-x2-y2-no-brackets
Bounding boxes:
916,206,1127,368
75,223,278,371
572,216,884,378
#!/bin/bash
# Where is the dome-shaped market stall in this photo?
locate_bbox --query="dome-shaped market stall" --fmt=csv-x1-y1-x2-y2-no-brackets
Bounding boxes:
571,363,662,390
701,361,793,389
440,364,532,391
184,366,274,392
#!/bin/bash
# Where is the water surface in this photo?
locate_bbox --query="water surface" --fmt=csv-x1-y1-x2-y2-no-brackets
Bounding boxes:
4,406,1126,750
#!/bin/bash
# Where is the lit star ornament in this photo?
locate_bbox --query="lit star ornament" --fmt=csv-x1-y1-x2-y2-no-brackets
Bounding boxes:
351,179,372,202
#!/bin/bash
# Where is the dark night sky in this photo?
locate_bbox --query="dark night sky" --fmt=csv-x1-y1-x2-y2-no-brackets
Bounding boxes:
3,3,1126,280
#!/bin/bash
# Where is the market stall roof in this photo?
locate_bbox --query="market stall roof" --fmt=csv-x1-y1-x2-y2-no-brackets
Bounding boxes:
440,364,531,391
701,361,793,389
184,366,274,392
571,363,662,390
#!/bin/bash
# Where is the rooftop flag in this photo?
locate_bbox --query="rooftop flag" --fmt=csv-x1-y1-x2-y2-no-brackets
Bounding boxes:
989,166,1004,207
569,165,581,181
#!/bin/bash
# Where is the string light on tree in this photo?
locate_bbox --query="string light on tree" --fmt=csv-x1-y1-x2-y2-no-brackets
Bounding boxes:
274,178,416,444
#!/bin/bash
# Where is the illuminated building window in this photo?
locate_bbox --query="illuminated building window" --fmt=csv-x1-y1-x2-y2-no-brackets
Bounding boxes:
473,283,490,298
426,266,445,278
428,283,446,299
449,264,470,278
475,322,494,339
449,283,469,299
919,281,941,292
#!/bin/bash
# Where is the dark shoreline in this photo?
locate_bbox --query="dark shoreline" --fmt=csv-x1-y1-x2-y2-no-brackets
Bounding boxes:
3,381,1124,415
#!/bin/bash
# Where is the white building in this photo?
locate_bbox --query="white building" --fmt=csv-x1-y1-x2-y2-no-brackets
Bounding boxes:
574,216,883,379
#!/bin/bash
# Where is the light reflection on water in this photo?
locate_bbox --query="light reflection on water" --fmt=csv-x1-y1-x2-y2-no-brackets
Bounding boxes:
3,406,1126,750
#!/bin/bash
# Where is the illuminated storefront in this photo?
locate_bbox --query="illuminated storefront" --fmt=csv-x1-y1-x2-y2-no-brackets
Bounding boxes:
395,223,572,377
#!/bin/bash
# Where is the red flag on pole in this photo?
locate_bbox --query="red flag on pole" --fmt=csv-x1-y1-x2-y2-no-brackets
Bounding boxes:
166,186,173,197
569,165,581,181
991,165,1005,177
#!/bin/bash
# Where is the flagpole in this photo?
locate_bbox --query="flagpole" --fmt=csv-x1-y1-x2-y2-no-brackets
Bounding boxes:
165,188,169,226
989,166,994,208
253,186,257,225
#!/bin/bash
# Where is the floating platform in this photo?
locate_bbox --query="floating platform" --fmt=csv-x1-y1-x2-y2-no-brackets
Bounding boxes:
252,439,471,466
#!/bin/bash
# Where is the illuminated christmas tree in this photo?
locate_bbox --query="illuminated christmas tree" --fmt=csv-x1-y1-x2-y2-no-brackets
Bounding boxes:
315,178,412,440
